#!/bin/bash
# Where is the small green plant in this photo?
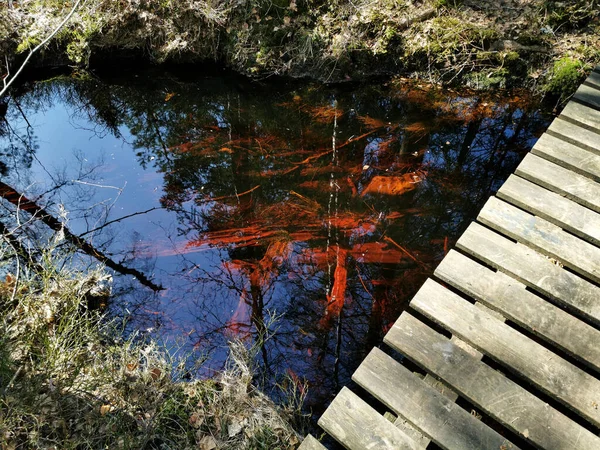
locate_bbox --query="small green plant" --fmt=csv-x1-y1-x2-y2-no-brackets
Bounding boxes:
543,0,599,30
435,0,463,8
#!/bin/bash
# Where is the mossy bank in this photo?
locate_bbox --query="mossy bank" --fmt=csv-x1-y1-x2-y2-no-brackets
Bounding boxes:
1,0,600,100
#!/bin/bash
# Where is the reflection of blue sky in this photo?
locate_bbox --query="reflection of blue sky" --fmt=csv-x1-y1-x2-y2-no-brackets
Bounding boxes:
18,101,165,233
1,77,552,416
2,93,222,341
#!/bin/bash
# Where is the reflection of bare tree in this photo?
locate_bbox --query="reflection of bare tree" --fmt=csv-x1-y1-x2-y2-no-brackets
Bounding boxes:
140,84,549,412
0,181,163,291
0,98,37,178
1,73,551,417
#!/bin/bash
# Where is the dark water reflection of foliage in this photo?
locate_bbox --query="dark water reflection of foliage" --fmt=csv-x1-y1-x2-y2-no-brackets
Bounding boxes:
0,69,551,421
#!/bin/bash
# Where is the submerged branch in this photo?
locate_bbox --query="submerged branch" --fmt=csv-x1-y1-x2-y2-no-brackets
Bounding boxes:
382,236,429,269
195,185,260,204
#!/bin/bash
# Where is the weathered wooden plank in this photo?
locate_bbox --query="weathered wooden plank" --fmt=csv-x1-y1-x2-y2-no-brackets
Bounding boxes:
410,279,600,427
478,196,600,283
497,175,600,247
352,348,517,450
404,338,485,449
574,83,600,110
515,153,600,213
532,132,600,182
435,250,600,372
585,70,600,89
298,435,328,450
547,117,600,156
560,101,600,133
386,313,600,450
318,387,417,450
456,222,600,325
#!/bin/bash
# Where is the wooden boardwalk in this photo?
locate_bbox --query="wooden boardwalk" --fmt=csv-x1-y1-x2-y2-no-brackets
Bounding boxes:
299,66,600,450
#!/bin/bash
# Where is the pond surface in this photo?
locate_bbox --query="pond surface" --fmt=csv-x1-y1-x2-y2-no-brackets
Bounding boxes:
0,68,551,422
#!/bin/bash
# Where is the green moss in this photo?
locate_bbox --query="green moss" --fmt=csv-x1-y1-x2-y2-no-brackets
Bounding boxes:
435,0,463,8
16,35,40,53
544,57,587,99
503,51,520,62
464,69,508,89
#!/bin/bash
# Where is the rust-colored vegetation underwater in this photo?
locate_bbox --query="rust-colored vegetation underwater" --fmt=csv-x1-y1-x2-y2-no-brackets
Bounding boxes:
0,73,550,427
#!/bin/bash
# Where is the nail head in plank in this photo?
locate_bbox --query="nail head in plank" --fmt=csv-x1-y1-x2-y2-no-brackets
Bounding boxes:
352,348,517,450
574,84,600,110
298,435,328,450
410,279,600,427
386,313,600,450
560,102,600,133
456,222,600,325
318,387,417,450
478,196,600,283
515,153,600,213
497,175,600,247
547,118,600,156
436,250,600,372
532,133,600,182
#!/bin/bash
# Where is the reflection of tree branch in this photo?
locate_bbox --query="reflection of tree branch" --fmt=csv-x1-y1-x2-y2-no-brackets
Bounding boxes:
149,111,173,164
79,207,162,238
0,220,43,272
333,308,343,389
355,264,375,301
10,95,32,128
0,181,163,291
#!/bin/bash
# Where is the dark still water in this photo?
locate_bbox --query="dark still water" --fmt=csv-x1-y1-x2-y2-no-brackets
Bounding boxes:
0,69,551,421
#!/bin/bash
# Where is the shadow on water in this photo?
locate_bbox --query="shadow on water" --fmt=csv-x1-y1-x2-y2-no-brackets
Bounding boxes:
0,68,551,427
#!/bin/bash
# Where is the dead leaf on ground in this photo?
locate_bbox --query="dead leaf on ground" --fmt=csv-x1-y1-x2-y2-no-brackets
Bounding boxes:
199,435,217,450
